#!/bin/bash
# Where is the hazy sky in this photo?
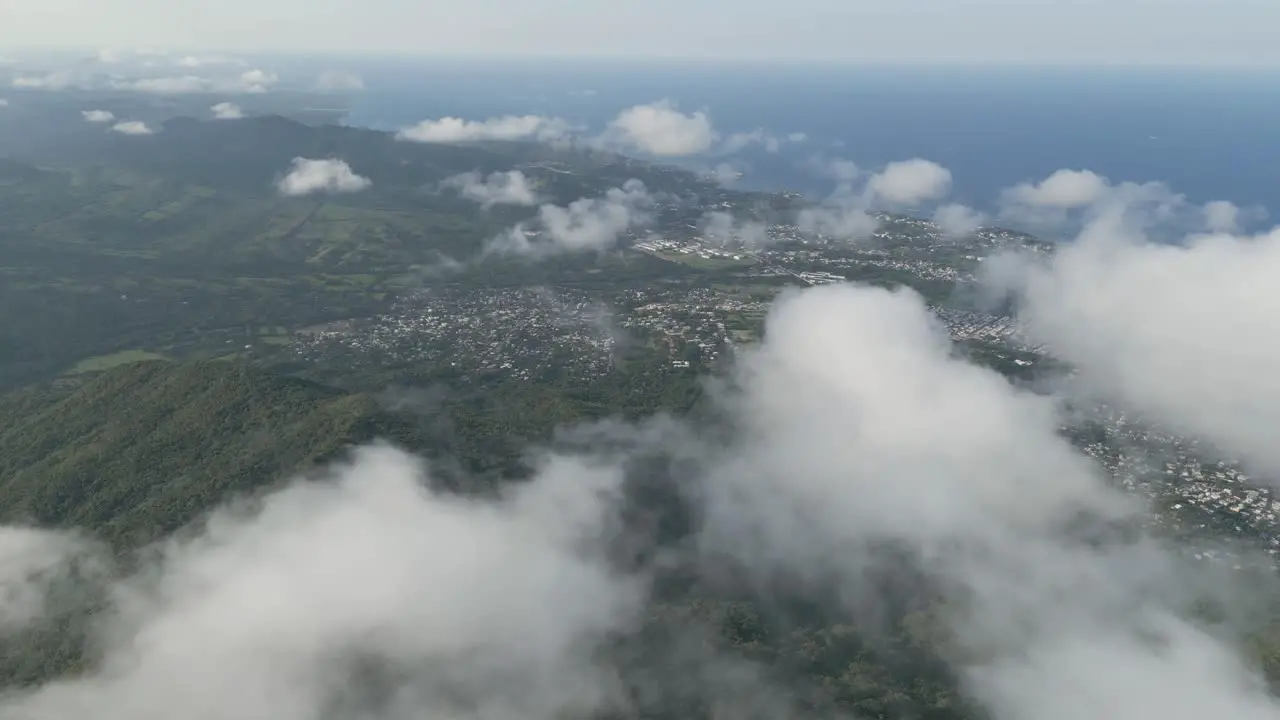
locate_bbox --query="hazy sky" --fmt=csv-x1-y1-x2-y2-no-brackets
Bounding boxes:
1,0,1277,66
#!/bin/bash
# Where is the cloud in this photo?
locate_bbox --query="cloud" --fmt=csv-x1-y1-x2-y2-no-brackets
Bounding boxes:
490,180,652,257
110,68,278,95
1004,169,1109,209
997,168,1246,241
689,281,1280,720
795,156,957,240
114,75,212,93
932,203,987,238
0,527,89,633
866,158,953,206
277,158,371,196
81,109,115,123
0,98,8,107
443,170,539,208
397,115,570,144
1204,200,1241,233
238,68,278,93
1010,214,1280,478
0,445,641,720
718,129,806,155
700,211,771,248
316,70,365,91
12,72,76,90
210,102,244,120
111,121,154,135
796,203,880,242
605,100,716,156
176,54,245,68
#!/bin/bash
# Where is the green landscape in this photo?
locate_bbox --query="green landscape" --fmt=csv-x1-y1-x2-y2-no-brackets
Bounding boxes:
0,94,1278,720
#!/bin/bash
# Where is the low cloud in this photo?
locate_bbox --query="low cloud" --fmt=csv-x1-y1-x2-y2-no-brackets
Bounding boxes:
12,72,77,90
316,70,365,92
796,201,880,242
0,98,8,107
718,129,806,155
210,102,244,120
1203,200,1241,233
0,445,640,720
0,527,90,632
1004,169,1108,209
604,100,716,157
796,157,958,241
490,181,652,257
443,170,539,208
237,69,278,93
700,211,771,248
999,168,1261,240
176,55,245,68
932,203,988,238
81,109,115,123
866,158,953,206
397,115,570,144
111,121,154,136
277,158,371,197
1010,212,1280,478
111,68,278,95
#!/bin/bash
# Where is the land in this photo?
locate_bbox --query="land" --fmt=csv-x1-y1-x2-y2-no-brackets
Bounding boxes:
0,99,1278,714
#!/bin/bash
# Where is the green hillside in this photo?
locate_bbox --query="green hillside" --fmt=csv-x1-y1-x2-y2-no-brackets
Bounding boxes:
0,359,422,549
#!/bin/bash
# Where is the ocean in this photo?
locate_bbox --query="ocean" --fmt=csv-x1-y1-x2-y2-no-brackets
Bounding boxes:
291,57,1280,213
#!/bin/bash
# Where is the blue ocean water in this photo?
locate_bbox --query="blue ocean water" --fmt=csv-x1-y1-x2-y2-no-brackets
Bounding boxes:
298,57,1280,213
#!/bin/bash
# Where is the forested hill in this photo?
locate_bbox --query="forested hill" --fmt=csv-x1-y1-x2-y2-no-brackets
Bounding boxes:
0,360,425,549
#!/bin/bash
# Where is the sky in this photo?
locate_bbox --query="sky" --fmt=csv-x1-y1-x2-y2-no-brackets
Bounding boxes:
2,0,1279,66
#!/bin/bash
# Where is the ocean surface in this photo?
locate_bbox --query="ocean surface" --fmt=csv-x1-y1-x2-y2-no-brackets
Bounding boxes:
285,57,1280,214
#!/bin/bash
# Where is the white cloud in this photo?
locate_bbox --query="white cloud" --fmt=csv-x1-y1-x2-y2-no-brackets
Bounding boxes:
443,170,539,208
277,158,371,196
316,70,365,91
238,68,278,93
210,102,244,120
114,75,212,93
796,201,880,242
491,180,652,256
866,158,953,206
81,109,115,123
111,121,154,135
12,72,76,90
932,203,987,238
112,68,278,95
397,115,570,144
0,98,8,107
176,54,244,68
1011,214,1280,478
0,527,89,632
0,445,640,720
1004,169,1109,210
718,128,806,155
700,210,771,248
1204,200,1241,233
692,281,1280,720
605,100,716,156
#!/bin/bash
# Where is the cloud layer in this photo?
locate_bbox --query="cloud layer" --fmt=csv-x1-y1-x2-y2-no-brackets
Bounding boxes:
605,100,716,157
443,170,539,208
0,446,639,720
111,121,153,135
277,158,371,196
397,115,570,144
81,109,115,123
490,180,652,256
210,102,244,120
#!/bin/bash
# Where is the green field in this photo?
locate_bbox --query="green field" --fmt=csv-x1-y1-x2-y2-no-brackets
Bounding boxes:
68,349,169,375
